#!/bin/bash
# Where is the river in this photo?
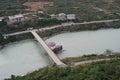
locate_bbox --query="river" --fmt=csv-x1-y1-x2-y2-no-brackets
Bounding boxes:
0,40,51,80
46,29,120,59
0,28,120,79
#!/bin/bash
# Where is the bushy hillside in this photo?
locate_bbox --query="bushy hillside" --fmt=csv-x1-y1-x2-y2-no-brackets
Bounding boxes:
6,59,120,80
0,0,39,16
0,0,120,20
45,0,120,20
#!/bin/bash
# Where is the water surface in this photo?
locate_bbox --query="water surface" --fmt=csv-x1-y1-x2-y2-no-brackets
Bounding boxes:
0,40,51,80
46,29,120,59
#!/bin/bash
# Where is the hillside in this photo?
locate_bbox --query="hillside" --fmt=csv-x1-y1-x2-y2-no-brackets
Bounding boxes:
45,0,120,20
0,0,39,16
0,0,120,20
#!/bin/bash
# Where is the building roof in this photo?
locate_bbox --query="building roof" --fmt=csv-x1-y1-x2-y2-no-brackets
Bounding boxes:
8,14,24,20
58,13,66,16
47,42,56,47
67,14,75,16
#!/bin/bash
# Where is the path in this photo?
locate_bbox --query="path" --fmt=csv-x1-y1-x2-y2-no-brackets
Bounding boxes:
74,58,117,66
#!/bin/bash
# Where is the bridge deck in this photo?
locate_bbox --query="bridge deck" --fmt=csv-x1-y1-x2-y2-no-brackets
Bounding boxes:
31,30,65,66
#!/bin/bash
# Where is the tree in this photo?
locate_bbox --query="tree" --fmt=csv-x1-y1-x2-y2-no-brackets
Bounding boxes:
0,33,4,42
104,49,113,56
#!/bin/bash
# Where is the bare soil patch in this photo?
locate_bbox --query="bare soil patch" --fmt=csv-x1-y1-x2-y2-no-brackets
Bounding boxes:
23,1,53,10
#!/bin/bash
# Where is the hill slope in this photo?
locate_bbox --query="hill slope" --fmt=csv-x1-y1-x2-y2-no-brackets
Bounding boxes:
0,0,120,20
45,0,120,20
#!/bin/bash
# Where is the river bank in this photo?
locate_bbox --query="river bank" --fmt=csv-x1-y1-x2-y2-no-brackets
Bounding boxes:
62,50,120,65
38,21,120,37
5,51,120,80
1,21,120,47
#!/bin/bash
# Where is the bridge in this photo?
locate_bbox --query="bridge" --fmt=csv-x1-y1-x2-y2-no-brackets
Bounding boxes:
31,30,66,67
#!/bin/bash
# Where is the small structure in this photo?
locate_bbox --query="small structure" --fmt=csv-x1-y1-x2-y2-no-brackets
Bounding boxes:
27,27,33,30
56,13,67,20
47,42,56,47
38,11,44,14
52,45,63,53
67,14,75,20
47,42,63,53
7,14,25,24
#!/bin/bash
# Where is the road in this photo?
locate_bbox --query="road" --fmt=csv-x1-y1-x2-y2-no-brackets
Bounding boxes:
3,19,120,37
74,58,118,66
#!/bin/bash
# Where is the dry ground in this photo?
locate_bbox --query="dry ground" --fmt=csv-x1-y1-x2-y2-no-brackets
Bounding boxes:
23,1,53,10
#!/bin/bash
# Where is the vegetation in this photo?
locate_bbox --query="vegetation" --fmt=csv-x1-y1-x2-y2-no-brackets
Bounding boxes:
0,1,25,16
45,0,120,20
0,33,4,46
0,18,64,34
5,51,120,80
0,0,120,21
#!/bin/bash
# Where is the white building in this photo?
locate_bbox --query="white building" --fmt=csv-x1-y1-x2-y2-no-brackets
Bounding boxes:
50,13,76,21
67,14,75,20
56,13,66,20
7,14,25,24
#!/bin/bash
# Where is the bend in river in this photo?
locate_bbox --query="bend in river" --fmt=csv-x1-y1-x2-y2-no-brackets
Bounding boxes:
0,28,120,79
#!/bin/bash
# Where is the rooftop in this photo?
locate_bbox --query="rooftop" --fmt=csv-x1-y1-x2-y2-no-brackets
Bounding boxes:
58,13,66,16
8,14,24,20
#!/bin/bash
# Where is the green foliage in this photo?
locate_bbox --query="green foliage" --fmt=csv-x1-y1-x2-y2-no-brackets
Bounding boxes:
45,0,120,20
0,18,63,34
5,59,120,80
0,33,4,42
0,0,120,19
